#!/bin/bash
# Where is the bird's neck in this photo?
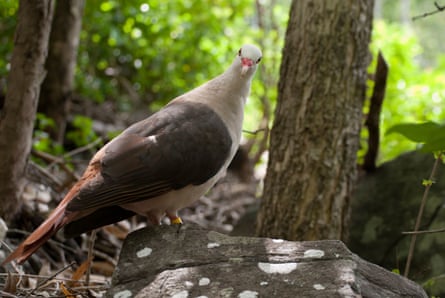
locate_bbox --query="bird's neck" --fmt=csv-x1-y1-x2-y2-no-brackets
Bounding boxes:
218,60,255,100
175,59,255,163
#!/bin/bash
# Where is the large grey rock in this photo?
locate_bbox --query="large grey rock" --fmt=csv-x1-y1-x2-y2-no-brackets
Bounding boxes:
107,224,426,298
348,150,445,295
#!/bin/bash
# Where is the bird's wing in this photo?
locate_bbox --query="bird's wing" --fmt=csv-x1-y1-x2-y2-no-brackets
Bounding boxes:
66,101,232,212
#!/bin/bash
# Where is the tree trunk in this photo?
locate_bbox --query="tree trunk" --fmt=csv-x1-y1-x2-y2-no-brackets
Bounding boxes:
38,0,85,143
256,0,374,240
0,0,54,221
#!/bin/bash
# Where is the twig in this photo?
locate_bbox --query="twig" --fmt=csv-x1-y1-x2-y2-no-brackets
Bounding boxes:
0,272,109,284
26,160,65,192
28,261,76,296
402,227,445,235
86,230,97,286
242,128,267,135
0,290,20,298
412,1,445,21
31,149,79,181
422,273,445,287
404,152,442,277
62,137,102,159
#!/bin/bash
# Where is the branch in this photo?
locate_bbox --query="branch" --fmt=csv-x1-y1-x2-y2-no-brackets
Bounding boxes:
31,149,80,182
402,227,445,235
242,128,267,135
412,1,445,21
363,51,388,172
26,160,65,192
404,152,443,277
62,136,102,159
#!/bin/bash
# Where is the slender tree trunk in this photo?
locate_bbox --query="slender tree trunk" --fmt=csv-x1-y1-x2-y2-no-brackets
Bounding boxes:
256,0,374,240
38,0,85,143
0,0,54,221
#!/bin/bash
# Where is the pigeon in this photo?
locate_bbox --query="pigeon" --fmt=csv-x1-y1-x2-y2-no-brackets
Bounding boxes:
2,44,262,265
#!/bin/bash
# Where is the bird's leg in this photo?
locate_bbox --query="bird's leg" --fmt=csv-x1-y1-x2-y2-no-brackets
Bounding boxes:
147,212,162,225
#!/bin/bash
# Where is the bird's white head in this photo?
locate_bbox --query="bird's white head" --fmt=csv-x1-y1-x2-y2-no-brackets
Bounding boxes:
238,44,262,76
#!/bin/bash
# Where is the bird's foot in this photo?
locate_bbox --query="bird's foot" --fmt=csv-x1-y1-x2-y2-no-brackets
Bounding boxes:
168,215,183,233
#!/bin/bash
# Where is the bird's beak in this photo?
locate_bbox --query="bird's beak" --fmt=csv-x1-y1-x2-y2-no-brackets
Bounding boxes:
241,58,254,76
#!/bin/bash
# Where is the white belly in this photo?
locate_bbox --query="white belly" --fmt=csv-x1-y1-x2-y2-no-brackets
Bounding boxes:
120,171,223,224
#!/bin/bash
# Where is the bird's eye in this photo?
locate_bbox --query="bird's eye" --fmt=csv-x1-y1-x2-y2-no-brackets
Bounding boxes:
238,49,242,56
256,57,262,64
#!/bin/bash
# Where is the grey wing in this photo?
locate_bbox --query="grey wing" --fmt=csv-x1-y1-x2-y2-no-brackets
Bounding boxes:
66,102,232,212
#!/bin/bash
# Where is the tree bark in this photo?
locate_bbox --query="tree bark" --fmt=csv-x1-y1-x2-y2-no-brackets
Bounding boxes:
0,0,54,221
256,0,374,240
38,0,85,143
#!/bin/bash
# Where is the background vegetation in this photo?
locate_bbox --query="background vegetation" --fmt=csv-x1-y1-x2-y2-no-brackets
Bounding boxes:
0,0,444,296
1,0,444,164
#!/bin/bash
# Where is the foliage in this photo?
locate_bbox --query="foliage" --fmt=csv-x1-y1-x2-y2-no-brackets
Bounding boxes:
2,1,444,165
77,0,287,138
33,113,64,155
375,0,445,66
66,115,101,147
78,0,259,108
387,121,445,153
0,0,287,154
0,1,16,79
364,20,445,163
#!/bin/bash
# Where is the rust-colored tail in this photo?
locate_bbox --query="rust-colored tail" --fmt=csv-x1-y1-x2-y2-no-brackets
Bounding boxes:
2,162,100,266
2,203,72,265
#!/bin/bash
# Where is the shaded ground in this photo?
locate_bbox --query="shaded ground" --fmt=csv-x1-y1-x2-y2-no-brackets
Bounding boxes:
0,146,258,297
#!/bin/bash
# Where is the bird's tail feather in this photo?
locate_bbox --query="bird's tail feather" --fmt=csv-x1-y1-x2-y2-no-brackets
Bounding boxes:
2,204,71,265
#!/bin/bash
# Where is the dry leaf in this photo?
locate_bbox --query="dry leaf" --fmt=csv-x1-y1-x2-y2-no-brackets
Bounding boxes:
60,282,75,297
91,261,114,276
68,257,92,287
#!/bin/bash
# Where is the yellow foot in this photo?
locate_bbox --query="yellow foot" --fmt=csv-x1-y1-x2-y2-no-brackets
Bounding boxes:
168,215,183,233
170,216,183,225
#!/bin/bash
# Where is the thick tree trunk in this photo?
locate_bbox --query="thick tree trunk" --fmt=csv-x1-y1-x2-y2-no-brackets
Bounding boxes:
0,0,54,221
256,0,374,240
38,0,84,143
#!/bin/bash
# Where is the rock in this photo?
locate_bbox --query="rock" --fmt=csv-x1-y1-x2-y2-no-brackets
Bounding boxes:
348,150,445,296
107,224,426,298
232,150,444,296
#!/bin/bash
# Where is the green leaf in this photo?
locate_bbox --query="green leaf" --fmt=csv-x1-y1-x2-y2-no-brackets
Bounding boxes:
422,179,434,186
386,122,444,143
421,132,445,152
386,122,445,153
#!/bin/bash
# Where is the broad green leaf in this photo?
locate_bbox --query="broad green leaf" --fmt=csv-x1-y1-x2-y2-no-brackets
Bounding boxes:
386,122,444,143
421,133,445,152
386,122,445,152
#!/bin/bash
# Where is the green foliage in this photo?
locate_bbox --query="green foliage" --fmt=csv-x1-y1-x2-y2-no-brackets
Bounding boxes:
5,1,444,166
376,0,445,66
33,113,64,155
365,20,445,162
66,115,100,147
0,0,17,82
387,121,445,153
421,179,434,187
78,0,257,108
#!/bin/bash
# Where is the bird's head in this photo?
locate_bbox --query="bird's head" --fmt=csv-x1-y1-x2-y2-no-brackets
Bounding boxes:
238,44,262,76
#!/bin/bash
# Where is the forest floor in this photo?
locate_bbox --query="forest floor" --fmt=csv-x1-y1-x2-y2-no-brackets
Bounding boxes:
0,147,260,297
